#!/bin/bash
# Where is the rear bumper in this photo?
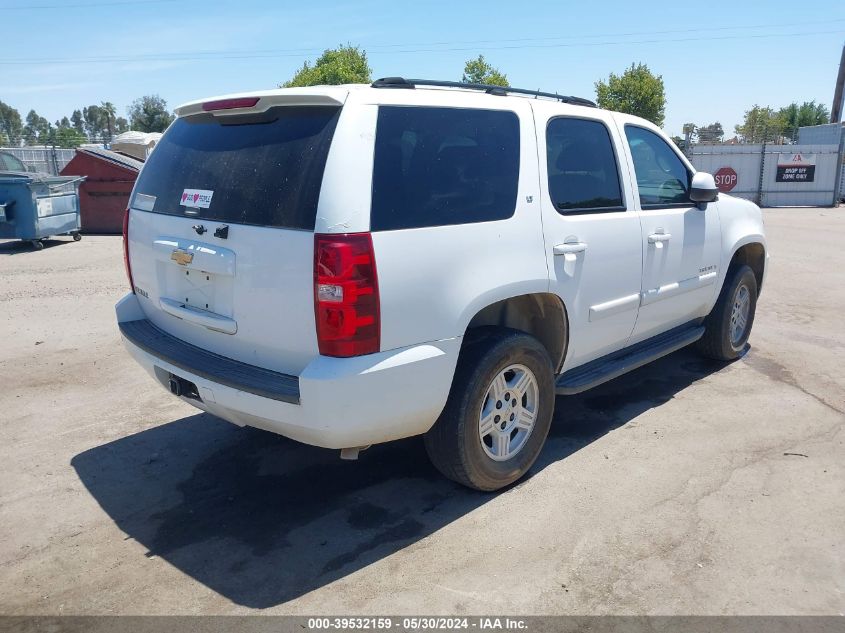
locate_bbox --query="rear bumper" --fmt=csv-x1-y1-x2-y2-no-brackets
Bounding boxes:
119,318,300,404
115,293,461,449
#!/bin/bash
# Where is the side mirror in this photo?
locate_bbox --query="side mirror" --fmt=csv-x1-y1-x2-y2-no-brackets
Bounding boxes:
690,172,718,208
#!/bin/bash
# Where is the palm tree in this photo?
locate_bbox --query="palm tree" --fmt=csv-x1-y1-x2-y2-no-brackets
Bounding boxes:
100,101,117,143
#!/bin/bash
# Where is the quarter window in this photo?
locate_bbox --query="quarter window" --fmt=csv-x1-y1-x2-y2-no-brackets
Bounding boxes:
625,125,691,207
371,106,520,231
546,117,624,213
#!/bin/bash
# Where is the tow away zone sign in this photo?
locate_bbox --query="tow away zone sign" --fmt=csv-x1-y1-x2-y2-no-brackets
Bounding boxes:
776,153,816,183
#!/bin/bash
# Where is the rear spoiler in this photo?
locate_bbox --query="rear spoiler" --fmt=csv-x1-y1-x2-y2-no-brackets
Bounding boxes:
175,87,348,118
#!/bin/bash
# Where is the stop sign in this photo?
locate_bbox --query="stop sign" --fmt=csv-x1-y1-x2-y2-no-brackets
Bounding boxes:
714,167,738,193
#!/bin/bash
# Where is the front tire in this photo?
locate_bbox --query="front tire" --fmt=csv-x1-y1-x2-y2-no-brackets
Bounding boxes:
424,329,555,491
696,264,758,361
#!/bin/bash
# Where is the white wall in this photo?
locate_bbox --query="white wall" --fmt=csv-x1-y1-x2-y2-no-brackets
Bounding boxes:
690,144,842,207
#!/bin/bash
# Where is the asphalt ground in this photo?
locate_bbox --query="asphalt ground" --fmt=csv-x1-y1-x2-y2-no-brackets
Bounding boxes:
0,207,842,615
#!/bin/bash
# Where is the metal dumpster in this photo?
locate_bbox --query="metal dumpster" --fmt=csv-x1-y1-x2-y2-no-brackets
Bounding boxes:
0,171,85,250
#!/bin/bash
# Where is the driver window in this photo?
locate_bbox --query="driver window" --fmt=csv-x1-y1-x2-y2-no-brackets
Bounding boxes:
624,125,691,207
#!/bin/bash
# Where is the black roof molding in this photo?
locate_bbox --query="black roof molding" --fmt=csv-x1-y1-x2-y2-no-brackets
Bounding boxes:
371,77,596,107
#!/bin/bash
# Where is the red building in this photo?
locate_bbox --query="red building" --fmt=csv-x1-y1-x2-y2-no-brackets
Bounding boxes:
60,147,143,234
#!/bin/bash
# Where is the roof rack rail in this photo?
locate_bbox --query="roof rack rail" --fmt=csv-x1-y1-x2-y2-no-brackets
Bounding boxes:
370,77,596,108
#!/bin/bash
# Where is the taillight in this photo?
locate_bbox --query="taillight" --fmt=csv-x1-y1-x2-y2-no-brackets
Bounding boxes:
314,233,380,357
122,208,135,294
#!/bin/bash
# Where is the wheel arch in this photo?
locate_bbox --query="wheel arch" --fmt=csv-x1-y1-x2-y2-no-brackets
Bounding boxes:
463,292,569,373
728,240,766,296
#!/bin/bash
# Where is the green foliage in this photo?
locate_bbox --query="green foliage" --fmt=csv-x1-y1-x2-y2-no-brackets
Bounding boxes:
283,45,372,87
777,101,830,142
54,127,87,149
595,63,666,127
23,110,52,145
695,121,724,144
83,104,104,139
462,55,509,87
734,105,782,143
70,109,84,134
0,100,23,146
127,94,174,133
682,121,724,144
2,97,165,148
100,101,117,142
734,101,829,144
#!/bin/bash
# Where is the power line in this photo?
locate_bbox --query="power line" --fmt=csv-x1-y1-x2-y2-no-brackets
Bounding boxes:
382,29,845,55
334,17,845,50
0,0,179,9
1,27,842,65
4,17,845,62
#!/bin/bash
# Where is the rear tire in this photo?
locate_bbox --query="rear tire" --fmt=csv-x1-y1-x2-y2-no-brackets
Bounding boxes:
424,329,555,491
696,264,757,361
30,240,44,251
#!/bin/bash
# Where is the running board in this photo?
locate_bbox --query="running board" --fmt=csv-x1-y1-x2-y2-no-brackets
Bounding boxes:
555,324,705,395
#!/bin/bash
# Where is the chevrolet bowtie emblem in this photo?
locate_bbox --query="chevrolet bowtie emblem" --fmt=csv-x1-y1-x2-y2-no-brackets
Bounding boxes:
170,249,193,266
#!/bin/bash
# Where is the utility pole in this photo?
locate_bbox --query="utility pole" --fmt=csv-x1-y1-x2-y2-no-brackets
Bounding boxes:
832,42,845,123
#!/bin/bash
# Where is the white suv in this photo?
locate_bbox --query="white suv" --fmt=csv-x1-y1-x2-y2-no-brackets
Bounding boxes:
117,78,767,491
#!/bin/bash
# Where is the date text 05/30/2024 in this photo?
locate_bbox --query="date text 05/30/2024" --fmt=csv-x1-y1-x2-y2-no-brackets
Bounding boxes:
307,617,528,630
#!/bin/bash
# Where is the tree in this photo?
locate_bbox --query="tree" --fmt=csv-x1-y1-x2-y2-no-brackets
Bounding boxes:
777,101,830,143
71,109,85,134
127,95,174,132
461,55,509,86
54,127,87,149
100,101,117,142
595,62,666,127
696,122,724,144
0,101,23,146
282,45,371,87
115,117,129,134
734,105,781,143
82,105,105,140
23,110,52,145
680,122,696,147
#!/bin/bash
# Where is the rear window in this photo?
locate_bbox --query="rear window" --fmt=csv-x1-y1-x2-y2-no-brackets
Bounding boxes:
371,106,520,231
133,105,341,229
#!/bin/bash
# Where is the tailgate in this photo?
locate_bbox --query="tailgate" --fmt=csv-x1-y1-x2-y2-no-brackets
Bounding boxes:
126,101,343,376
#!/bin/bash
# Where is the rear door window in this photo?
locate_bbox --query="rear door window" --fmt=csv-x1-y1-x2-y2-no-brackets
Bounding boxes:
546,117,625,214
133,106,341,229
371,106,520,231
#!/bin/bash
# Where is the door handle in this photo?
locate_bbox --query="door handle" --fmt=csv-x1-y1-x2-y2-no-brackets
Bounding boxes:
553,242,587,255
647,232,672,244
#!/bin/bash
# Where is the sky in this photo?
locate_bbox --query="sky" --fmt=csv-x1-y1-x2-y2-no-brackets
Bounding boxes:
1,0,844,137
